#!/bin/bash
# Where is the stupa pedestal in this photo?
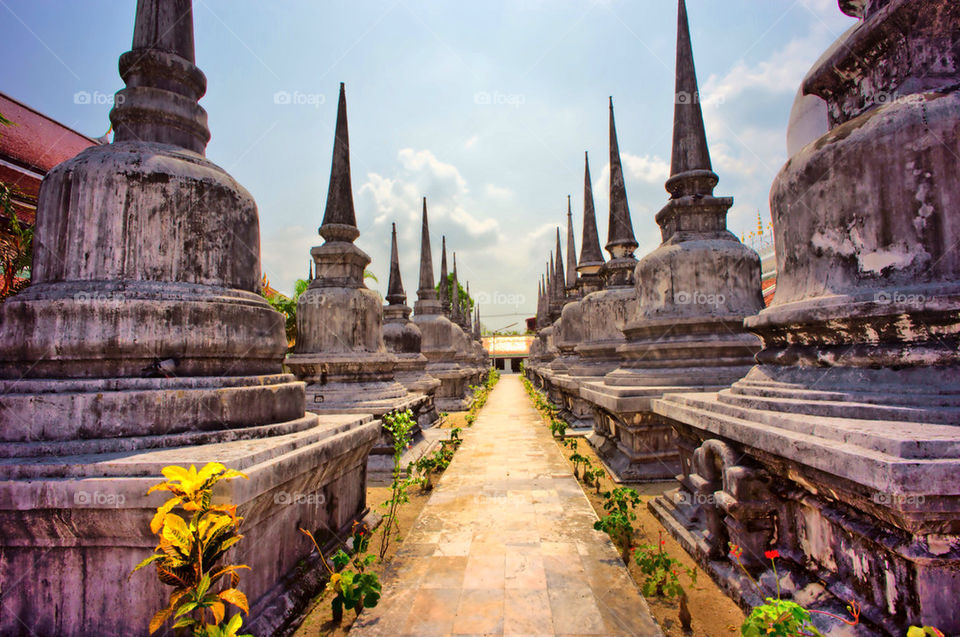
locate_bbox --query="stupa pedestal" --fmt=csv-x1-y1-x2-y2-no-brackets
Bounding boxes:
0,5,378,635
581,1,763,482
652,1,960,632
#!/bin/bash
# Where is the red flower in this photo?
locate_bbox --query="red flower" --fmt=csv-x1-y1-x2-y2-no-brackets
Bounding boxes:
765,550,780,560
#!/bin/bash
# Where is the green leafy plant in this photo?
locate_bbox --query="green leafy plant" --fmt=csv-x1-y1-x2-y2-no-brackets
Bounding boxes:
569,450,592,481
131,463,252,636
907,628,945,637
410,454,438,491
634,530,698,630
379,409,418,559
0,182,33,300
550,418,568,439
730,545,860,637
588,467,606,494
593,487,642,563
301,522,381,624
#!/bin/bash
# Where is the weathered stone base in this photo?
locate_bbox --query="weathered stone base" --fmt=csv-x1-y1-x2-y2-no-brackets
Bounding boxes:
652,391,960,634
0,414,380,637
576,382,705,482
429,366,474,412
306,390,433,468
649,490,878,636
584,411,680,482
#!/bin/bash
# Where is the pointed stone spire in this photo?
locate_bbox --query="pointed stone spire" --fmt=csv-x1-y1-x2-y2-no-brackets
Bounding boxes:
319,83,359,243
417,198,435,298
308,259,314,282
415,198,441,315
602,98,639,288
565,196,578,291
386,222,405,306
110,0,210,154
607,97,639,256
537,278,544,327
667,0,718,199
548,253,555,302
578,151,605,297
554,227,565,301
464,282,473,332
579,151,605,272
439,236,451,315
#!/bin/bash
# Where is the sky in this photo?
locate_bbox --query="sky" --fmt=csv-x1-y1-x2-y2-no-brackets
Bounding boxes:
1,0,856,332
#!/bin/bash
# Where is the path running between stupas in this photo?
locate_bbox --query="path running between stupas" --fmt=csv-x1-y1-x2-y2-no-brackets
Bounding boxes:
350,374,661,636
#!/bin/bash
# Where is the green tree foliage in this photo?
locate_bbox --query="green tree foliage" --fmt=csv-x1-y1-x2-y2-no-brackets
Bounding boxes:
436,273,473,312
263,278,308,346
0,114,32,301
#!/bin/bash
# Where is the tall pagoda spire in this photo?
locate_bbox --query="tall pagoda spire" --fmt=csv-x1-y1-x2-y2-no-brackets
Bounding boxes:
439,236,451,315
667,0,716,199
578,151,605,293
606,97,638,256
386,222,405,306
417,198,435,298
548,253,555,302
554,227,565,302
308,259,314,282
415,197,441,314
565,195,578,291
319,83,359,243
110,0,210,154
464,282,473,332
601,98,639,288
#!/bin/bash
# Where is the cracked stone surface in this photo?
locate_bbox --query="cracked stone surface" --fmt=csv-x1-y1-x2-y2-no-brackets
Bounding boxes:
351,375,661,637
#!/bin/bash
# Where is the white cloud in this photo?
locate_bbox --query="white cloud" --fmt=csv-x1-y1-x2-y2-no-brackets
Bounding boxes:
485,183,513,199
592,152,670,194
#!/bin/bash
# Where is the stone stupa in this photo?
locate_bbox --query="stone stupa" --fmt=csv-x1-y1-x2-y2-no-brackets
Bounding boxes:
547,158,608,428
653,0,960,631
382,222,441,428
412,199,474,410
286,84,427,422
566,98,639,381
581,0,763,480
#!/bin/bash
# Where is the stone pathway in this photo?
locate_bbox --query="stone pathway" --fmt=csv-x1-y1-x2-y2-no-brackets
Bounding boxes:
351,375,661,636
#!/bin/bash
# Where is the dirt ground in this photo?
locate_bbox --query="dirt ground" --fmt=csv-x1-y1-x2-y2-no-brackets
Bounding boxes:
547,427,745,636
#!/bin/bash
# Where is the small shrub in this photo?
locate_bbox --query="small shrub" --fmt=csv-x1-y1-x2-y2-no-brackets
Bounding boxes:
132,463,252,636
301,522,381,623
593,487,642,563
379,410,418,559
634,532,697,600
